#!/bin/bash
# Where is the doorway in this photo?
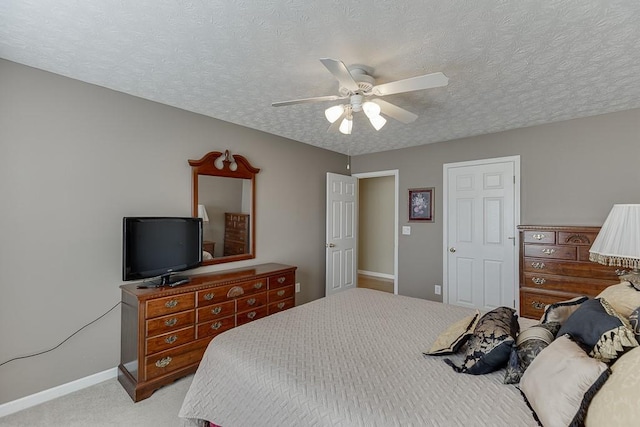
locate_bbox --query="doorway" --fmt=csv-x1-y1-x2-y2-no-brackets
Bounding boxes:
442,156,520,311
353,170,399,294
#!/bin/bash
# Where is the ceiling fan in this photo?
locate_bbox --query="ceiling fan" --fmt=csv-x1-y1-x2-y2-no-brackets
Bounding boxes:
272,58,449,134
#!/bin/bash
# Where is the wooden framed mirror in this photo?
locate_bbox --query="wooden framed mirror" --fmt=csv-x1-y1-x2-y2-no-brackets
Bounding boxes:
189,150,260,265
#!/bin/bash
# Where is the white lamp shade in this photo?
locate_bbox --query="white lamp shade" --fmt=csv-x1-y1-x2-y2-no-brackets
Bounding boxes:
197,204,209,223
339,117,352,135
589,204,640,269
362,101,381,118
325,105,345,123
368,114,387,131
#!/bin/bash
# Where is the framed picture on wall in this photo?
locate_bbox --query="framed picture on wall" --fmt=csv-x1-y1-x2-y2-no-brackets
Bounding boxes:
408,188,434,222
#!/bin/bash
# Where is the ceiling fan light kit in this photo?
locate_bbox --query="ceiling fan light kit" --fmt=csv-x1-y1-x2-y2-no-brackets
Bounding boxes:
272,58,448,135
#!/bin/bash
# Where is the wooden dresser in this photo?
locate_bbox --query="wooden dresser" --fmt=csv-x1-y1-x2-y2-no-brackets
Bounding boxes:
118,263,296,402
518,225,620,319
223,213,250,256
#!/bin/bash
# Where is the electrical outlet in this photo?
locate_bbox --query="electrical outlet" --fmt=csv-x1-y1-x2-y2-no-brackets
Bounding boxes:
295,282,301,293
435,285,442,295
402,226,411,235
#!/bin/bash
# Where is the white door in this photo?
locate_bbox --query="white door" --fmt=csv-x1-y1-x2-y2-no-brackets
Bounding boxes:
443,156,520,311
326,172,357,296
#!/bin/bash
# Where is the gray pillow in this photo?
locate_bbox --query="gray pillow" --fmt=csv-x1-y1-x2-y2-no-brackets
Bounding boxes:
445,306,519,375
540,296,588,324
557,298,638,363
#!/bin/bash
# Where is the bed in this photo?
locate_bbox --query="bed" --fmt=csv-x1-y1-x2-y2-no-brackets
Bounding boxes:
179,288,541,426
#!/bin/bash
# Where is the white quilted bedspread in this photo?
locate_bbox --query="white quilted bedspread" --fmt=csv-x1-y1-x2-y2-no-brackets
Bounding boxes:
179,288,538,427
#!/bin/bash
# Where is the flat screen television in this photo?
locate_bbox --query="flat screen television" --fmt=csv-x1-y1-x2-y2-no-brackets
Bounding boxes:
122,217,203,287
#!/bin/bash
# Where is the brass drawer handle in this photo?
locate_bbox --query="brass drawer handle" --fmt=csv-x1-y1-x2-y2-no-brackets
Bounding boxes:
254,282,264,289
247,298,256,306
211,321,222,330
276,290,285,297
531,301,546,310
541,248,555,255
247,311,256,319
532,277,546,285
277,302,285,309
531,262,546,269
164,318,178,327
532,233,545,240
165,335,178,344
204,293,215,301
211,307,222,315
155,357,172,368
277,276,286,284
165,300,178,308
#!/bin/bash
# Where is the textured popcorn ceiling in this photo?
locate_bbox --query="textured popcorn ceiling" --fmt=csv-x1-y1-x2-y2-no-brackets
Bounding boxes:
2,1,640,155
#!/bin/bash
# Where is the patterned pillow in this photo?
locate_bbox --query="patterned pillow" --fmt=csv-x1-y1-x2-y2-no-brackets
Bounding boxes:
424,310,480,356
503,321,561,384
540,296,588,324
557,298,639,363
631,307,640,341
444,306,519,375
520,335,610,427
597,281,640,319
585,346,640,426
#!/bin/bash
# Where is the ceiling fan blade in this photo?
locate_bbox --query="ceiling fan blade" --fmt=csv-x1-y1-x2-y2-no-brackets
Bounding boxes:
373,99,418,124
272,95,346,107
320,58,360,93
372,72,448,96
327,109,347,133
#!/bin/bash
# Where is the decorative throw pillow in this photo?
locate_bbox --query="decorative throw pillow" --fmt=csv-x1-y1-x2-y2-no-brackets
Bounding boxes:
520,335,610,427
557,298,639,363
503,321,561,384
630,307,640,341
597,281,640,319
444,306,519,375
585,346,640,427
424,310,480,356
540,296,588,324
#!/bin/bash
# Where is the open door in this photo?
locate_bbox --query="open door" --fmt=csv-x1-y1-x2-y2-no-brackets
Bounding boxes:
326,172,357,296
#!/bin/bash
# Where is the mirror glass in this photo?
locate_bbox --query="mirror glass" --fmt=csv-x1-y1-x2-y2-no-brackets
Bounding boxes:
190,151,259,266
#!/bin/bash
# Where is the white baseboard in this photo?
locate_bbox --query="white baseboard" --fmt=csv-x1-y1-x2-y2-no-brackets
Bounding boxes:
0,367,118,418
357,270,395,280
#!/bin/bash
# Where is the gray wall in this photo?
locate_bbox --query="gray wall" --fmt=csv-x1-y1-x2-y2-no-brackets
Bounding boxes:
352,108,640,302
358,176,394,275
0,59,346,404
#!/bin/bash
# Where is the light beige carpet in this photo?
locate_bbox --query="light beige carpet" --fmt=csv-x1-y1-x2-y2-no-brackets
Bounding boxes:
0,375,193,426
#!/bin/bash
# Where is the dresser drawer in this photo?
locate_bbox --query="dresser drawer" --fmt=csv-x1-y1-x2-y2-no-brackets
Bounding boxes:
268,285,294,302
520,290,576,320
237,292,267,312
523,231,555,244
146,294,195,318
146,310,195,337
523,273,614,295
144,340,208,381
557,231,599,246
196,285,235,306
196,300,235,323
196,316,235,339
269,272,295,289
237,306,267,326
524,244,576,260
522,258,620,280
146,326,195,355
268,298,294,315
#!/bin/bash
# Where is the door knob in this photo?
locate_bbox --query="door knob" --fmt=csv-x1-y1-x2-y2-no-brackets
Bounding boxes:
449,247,456,253
326,243,336,248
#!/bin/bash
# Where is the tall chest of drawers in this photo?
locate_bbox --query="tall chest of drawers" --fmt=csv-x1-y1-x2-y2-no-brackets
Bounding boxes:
118,263,296,402
518,226,619,319
223,213,250,256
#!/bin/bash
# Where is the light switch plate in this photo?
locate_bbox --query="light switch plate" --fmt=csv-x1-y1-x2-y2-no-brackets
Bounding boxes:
402,226,411,235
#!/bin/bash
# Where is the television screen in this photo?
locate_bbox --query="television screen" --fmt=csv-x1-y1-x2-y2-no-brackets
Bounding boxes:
123,217,202,286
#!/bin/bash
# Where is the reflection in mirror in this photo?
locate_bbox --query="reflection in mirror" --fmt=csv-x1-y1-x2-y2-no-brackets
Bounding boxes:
189,151,260,266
